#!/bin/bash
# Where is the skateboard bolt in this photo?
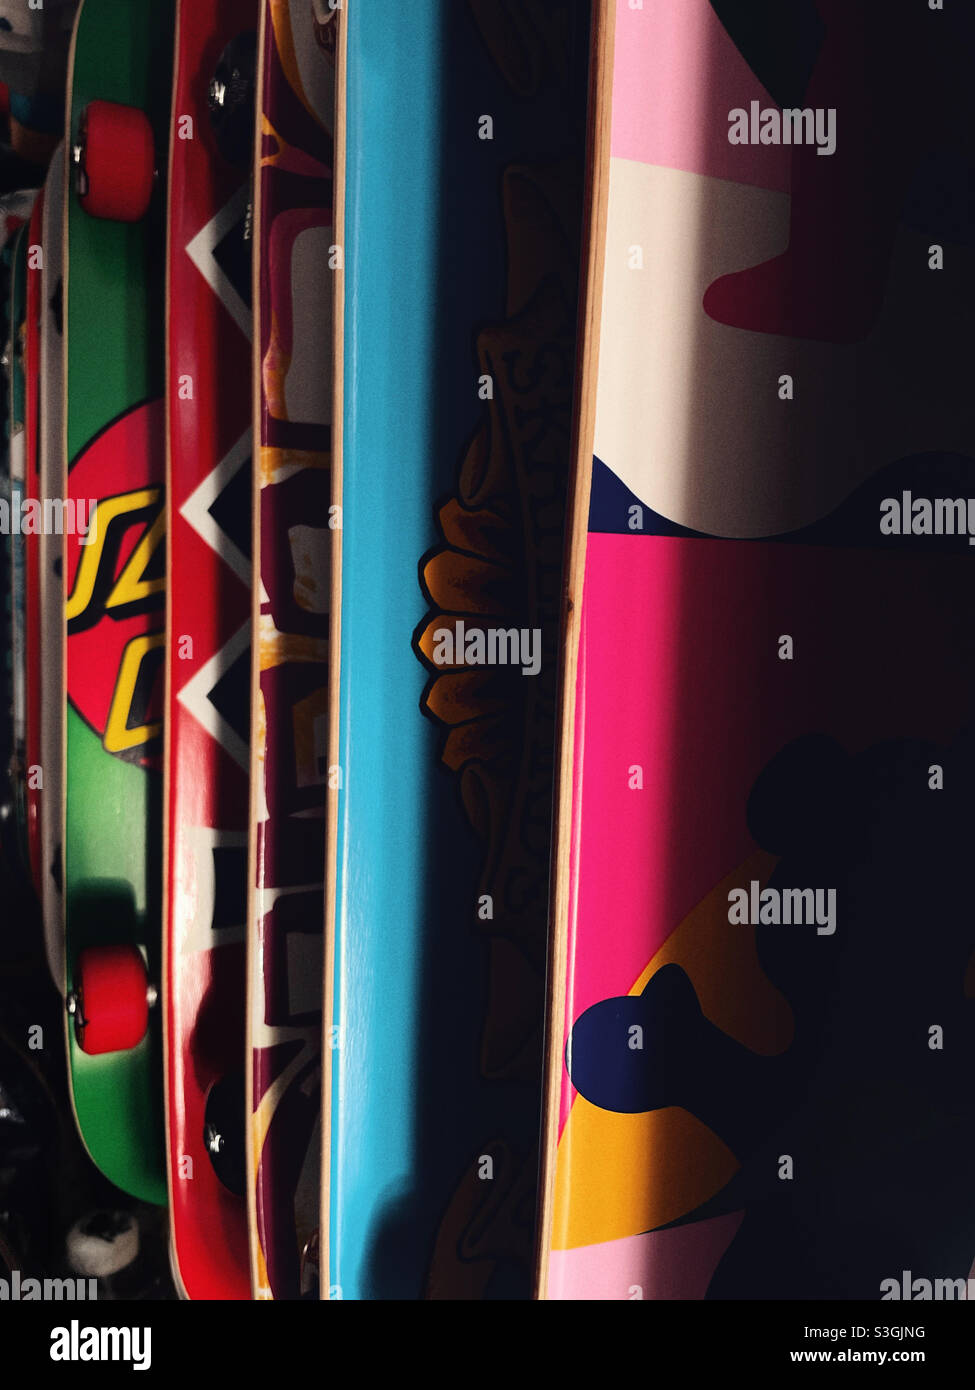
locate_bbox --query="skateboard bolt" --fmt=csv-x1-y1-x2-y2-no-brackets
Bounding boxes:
66,991,79,1016
73,160,89,198
146,983,159,1009
209,78,226,110
205,1126,224,1156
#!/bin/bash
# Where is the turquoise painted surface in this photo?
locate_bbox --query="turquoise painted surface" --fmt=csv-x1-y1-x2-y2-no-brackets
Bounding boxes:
329,0,444,1300
329,0,590,1298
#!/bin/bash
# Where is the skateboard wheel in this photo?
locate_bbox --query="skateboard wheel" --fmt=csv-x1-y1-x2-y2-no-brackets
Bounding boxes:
72,944,150,1055
75,101,155,222
66,1211,139,1278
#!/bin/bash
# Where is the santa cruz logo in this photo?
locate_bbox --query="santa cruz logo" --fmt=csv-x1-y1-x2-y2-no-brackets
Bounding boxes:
66,401,166,767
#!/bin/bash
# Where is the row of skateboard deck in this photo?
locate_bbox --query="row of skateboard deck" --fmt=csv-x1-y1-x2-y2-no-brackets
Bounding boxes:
5,0,972,1301
4,0,585,1300
1,0,335,1299
0,0,584,1302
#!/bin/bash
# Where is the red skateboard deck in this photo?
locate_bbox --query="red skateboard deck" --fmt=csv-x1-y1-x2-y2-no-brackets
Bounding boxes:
163,0,256,1298
247,0,336,1301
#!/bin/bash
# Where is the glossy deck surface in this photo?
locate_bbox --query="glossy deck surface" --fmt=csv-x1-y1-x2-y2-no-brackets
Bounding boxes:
8,226,27,872
248,0,334,1302
325,0,589,1299
39,146,66,994
540,0,975,1301
164,0,255,1298
24,193,43,895
63,0,173,1206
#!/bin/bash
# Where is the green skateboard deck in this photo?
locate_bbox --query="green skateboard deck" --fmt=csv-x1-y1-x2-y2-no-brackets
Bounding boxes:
62,0,175,1206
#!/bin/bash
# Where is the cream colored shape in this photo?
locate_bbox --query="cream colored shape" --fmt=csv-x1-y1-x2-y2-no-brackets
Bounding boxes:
289,523,331,614
249,886,322,1256
595,159,975,538
174,827,248,954
290,0,336,132
286,227,335,427
255,689,269,826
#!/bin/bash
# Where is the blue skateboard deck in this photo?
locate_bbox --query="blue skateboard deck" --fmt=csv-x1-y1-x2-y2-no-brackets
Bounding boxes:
322,0,591,1299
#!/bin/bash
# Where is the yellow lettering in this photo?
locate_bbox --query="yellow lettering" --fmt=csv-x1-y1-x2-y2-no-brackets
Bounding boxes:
103,631,165,753
66,488,164,621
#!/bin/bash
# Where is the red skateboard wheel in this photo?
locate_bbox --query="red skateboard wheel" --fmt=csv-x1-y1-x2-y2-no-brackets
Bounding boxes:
77,100,155,222
74,944,150,1055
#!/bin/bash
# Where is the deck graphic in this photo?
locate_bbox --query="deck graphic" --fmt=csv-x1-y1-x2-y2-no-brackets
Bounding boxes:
540,0,975,1301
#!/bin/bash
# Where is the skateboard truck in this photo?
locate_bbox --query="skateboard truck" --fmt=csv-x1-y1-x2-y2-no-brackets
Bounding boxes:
202,1073,246,1196
67,945,157,1056
207,32,257,169
300,1231,320,1298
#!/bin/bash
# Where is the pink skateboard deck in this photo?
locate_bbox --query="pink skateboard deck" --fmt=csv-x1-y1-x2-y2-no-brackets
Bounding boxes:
538,0,975,1301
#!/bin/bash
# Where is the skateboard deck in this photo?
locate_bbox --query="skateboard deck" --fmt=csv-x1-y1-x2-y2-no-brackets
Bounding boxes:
247,0,335,1302
39,144,67,993
0,229,13,866
0,0,76,170
6,223,27,874
321,0,590,1299
163,0,255,1300
537,0,975,1300
24,190,43,898
62,0,174,1206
